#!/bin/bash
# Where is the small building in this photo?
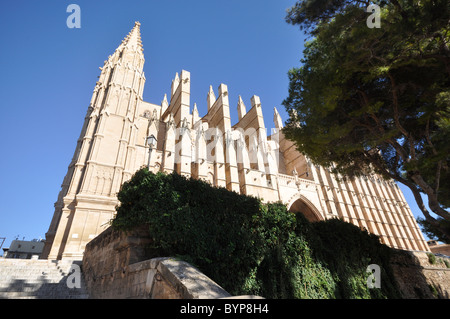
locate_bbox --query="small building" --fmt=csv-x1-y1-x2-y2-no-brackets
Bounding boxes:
2,239,45,259
428,240,450,257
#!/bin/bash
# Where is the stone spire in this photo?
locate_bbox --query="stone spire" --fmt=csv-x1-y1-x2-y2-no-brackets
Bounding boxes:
274,107,283,129
41,22,147,260
237,95,247,121
105,22,144,71
207,85,216,111
192,103,200,127
121,21,143,52
171,72,180,97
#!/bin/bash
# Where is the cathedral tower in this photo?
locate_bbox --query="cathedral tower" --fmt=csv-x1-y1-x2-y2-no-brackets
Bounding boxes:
42,22,146,259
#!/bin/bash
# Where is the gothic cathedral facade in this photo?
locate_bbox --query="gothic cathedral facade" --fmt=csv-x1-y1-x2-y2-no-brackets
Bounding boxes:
41,22,429,260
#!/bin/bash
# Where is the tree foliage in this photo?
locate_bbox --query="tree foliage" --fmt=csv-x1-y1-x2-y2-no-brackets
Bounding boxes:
111,169,401,298
283,0,450,241
417,216,450,243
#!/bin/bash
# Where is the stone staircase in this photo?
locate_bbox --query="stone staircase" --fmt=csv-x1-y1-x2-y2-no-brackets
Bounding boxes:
0,259,89,299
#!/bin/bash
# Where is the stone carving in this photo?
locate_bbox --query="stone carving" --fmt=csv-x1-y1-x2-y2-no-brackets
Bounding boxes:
42,22,430,261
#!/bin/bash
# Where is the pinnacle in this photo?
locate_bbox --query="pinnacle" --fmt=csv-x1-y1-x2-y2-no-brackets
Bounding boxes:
273,106,283,129
121,21,143,52
208,85,216,100
237,95,247,120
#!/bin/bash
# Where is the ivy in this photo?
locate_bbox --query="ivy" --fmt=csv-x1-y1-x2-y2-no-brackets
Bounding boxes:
111,169,401,298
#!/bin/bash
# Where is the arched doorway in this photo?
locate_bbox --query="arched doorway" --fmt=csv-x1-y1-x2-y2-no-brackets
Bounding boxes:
288,196,323,222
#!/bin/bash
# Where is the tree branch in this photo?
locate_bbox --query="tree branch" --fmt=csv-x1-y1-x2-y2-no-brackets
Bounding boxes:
387,72,417,162
409,173,450,220
424,118,437,154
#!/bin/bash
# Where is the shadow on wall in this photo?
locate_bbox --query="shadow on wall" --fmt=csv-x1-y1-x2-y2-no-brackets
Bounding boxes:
390,250,450,299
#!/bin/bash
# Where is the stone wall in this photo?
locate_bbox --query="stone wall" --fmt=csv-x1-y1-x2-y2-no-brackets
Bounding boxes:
430,244,450,256
82,225,449,299
390,250,450,299
82,226,231,299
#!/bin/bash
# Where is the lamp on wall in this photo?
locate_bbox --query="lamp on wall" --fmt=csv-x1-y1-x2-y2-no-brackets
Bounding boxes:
147,134,157,169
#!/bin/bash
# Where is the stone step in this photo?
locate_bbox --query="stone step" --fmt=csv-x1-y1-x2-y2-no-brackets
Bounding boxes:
0,268,68,272
0,259,89,299
0,268,75,274
0,291,90,299
0,271,72,276
1,274,73,278
0,268,66,272
0,279,87,286
0,286,89,297
0,289,85,295
0,287,86,296
0,280,69,286
0,275,72,282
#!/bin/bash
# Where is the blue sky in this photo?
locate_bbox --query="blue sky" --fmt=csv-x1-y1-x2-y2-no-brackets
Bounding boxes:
0,1,431,252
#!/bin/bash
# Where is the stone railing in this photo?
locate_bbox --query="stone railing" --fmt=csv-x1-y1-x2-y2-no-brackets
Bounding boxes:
390,250,450,299
82,226,240,299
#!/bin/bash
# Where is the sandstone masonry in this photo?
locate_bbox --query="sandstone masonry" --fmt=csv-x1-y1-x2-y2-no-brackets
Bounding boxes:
42,22,429,261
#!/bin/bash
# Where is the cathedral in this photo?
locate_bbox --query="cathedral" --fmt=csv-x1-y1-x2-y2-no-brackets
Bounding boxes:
41,22,429,260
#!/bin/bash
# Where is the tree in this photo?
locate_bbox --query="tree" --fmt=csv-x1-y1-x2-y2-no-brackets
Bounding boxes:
417,216,450,244
282,0,450,241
